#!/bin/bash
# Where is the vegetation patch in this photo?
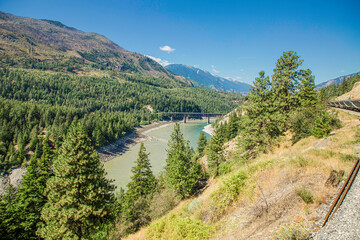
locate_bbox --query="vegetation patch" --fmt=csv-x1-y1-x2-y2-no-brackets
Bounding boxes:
146,213,213,240
273,222,310,240
296,188,314,204
210,170,247,219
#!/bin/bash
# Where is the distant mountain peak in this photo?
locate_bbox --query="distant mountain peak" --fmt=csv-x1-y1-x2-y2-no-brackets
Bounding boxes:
316,72,360,89
165,64,250,94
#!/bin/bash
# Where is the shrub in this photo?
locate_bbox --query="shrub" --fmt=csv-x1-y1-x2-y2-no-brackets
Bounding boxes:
210,171,247,219
149,188,178,220
273,222,310,240
296,188,314,204
311,111,332,138
146,213,213,240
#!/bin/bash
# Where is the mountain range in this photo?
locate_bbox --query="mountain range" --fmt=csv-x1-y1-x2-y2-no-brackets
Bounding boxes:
0,12,193,86
316,72,360,89
165,64,251,94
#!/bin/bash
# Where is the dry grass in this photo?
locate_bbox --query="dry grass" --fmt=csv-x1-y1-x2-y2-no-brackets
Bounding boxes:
124,110,359,240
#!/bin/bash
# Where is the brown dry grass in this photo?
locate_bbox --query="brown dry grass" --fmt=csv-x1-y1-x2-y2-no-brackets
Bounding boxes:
124,109,359,240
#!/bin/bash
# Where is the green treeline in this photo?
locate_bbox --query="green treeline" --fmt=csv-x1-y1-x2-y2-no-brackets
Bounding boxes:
318,73,360,101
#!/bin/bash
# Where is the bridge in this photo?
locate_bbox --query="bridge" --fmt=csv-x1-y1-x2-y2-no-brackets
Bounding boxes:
327,99,360,112
160,112,226,123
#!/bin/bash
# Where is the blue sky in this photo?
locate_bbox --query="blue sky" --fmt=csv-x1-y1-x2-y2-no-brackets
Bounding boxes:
1,0,359,84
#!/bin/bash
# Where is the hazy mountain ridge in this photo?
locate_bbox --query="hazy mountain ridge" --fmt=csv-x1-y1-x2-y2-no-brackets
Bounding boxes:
316,72,360,89
165,64,251,94
0,12,193,85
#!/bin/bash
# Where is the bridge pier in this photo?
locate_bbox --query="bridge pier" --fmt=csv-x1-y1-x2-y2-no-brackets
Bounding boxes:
183,115,187,123
171,115,174,122
207,116,210,124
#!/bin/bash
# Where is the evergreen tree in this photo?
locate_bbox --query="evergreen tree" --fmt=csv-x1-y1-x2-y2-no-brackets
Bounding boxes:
297,69,317,108
207,127,225,177
37,123,115,240
272,51,303,114
123,143,156,231
126,143,155,200
240,71,279,153
196,132,207,158
165,123,199,198
0,184,18,239
226,112,239,140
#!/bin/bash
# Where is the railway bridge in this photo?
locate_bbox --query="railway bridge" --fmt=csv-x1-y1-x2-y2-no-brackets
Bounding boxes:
161,112,226,124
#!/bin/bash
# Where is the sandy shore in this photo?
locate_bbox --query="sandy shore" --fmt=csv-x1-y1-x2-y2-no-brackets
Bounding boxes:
97,121,174,163
98,119,213,163
202,124,214,136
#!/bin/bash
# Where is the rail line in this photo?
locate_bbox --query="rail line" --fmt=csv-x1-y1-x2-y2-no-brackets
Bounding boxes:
321,159,360,227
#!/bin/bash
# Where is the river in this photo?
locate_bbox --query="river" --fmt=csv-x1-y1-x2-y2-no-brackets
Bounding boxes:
103,120,211,190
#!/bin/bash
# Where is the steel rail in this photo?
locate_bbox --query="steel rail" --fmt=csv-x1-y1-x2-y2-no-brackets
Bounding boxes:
321,159,360,228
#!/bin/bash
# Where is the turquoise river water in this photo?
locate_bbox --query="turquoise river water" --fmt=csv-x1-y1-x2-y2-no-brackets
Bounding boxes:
103,120,210,190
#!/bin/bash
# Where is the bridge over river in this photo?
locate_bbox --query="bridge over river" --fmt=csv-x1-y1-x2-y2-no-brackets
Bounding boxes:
160,112,226,123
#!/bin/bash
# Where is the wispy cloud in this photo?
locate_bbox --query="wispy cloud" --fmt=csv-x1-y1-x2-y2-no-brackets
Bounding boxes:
146,55,172,66
160,45,175,53
225,76,243,82
211,65,220,74
341,69,345,73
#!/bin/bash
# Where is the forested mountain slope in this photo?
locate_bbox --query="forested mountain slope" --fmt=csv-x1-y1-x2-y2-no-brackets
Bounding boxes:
0,12,244,172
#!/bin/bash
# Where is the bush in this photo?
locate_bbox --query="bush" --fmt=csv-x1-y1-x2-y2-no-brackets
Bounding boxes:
273,222,310,240
296,188,314,204
146,213,213,240
210,171,247,219
149,188,178,220
289,108,317,143
310,110,341,139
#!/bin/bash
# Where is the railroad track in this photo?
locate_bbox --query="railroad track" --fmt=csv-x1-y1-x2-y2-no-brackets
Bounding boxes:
321,159,360,227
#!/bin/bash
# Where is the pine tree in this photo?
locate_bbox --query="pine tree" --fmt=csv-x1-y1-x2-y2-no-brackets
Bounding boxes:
272,51,303,114
207,127,225,176
297,69,317,108
165,123,199,198
0,184,18,239
123,143,156,231
196,132,207,158
240,71,279,153
37,123,115,240
126,143,155,200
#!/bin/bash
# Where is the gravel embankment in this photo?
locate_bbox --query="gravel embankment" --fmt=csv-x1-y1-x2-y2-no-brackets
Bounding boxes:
313,170,360,240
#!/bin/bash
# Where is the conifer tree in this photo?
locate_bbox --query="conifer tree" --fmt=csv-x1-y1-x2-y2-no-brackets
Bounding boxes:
207,127,225,176
240,71,279,153
196,132,207,158
165,123,199,198
123,143,156,231
38,123,115,240
126,143,155,200
298,69,317,108
0,184,18,239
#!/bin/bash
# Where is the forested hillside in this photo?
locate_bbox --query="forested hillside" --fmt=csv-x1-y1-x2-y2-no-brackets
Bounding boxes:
318,73,360,101
0,12,243,172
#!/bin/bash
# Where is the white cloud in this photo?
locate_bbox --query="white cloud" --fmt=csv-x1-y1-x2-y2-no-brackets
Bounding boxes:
225,76,243,82
211,65,220,74
160,45,175,53
146,55,172,66
341,69,345,73
240,69,244,72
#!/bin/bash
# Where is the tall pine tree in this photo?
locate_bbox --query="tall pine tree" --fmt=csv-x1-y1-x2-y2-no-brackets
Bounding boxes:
165,123,199,198
123,143,156,232
38,123,115,240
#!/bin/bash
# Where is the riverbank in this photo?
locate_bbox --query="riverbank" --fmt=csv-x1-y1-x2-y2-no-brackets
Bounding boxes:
98,121,174,163
98,119,213,163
